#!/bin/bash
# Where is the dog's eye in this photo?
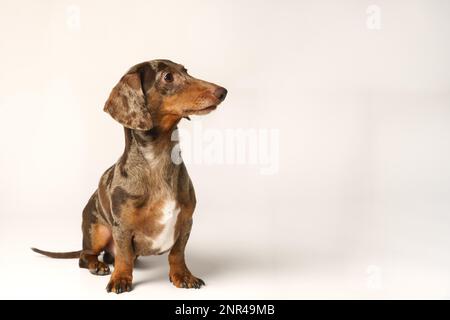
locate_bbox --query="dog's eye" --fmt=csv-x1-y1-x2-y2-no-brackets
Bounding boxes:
163,72,174,83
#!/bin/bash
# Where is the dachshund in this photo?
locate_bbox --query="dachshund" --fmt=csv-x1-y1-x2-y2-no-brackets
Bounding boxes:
32,59,227,293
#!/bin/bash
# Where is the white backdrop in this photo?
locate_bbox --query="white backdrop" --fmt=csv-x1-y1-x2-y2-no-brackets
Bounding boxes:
1,0,450,299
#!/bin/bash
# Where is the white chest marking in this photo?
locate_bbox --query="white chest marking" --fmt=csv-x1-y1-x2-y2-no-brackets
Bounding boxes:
151,199,180,253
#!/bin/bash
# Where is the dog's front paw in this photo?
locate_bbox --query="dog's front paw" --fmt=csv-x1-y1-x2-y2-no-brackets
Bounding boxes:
169,272,205,289
106,275,132,294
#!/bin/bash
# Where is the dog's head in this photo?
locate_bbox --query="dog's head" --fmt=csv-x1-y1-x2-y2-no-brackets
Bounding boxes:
104,60,227,131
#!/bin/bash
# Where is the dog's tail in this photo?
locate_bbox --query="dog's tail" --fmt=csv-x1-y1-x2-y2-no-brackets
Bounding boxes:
31,247,82,259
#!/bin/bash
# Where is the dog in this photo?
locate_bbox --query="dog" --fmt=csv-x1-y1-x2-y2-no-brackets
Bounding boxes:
32,59,227,293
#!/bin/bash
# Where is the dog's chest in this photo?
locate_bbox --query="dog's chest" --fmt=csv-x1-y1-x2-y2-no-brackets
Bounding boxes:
151,199,180,253
135,198,181,255
132,144,182,255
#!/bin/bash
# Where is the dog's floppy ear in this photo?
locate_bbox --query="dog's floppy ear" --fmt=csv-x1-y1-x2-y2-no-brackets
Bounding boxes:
104,63,156,130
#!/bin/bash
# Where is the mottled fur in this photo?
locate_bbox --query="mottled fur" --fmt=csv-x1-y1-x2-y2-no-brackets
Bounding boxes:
32,59,227,293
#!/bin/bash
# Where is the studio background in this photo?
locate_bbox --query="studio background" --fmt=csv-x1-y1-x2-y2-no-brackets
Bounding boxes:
1,0,450,299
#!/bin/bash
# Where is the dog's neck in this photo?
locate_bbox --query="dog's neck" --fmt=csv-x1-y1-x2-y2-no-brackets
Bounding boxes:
124,125,179,171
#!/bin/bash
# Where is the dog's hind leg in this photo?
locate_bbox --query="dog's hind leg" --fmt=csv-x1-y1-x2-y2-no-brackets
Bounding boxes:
103,251,115,265
79,191,112,276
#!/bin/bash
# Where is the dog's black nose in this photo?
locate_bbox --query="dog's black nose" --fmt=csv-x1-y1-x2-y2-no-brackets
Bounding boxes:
214,87,227,102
